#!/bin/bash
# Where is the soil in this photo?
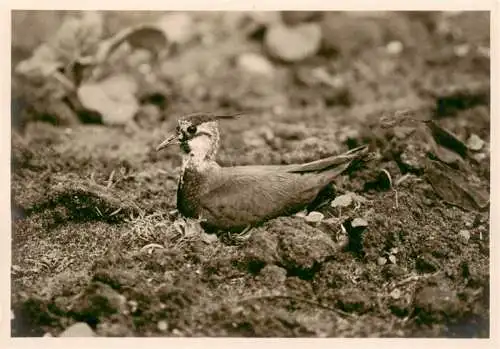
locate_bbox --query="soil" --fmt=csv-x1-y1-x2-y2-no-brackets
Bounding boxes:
10,11,490,337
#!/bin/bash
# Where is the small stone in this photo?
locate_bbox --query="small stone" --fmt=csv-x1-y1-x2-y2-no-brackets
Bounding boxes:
11,310,14,320
294,210,307,218
172,328,183,336
127,300,138,313
331,194,353,208
157,320,168,332
59,322,95,337
351,218,368,228
388,255,397,264
201,232,219,244
467,134,485,151
386,41,403,55
237,52,275,77
304,211,324,223
265,23,322,62
43,332,53,337
77,74,139,126
473,153,487,162
377,256,387,266
390,288,402,299
458,230,471,243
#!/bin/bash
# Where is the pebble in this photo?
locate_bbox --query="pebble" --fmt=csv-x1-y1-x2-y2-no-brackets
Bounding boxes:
304,211,324,223
237,52,275,77
294,210,307,218
377,256,387,266
390,288,402,300
59,322,95,337
77,74,139,126
265,23,322,62
386,41,403,55
467,134,485,151
201,232,219,244
157,320,168,332
388,255,397,264
351,217,368,228
458,229,471,243
172,328,183,336
473,153,487,162
128,300,138,313
331,194,353,208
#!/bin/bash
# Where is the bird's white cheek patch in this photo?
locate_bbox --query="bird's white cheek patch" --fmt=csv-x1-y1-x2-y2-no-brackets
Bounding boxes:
188,135,212,157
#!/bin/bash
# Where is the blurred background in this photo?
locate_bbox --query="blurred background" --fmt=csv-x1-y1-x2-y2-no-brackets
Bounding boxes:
11,10,490,127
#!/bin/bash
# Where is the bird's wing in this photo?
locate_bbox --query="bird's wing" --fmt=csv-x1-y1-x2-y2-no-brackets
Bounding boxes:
197,169,326,229
195,145,369,229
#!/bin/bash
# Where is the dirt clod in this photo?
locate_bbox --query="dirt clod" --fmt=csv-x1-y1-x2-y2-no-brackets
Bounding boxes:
413,284,462,324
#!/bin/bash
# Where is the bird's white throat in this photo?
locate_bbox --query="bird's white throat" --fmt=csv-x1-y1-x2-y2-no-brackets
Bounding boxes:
181,134,217,171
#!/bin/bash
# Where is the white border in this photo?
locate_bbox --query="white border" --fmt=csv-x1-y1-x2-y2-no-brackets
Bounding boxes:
1,1,498,348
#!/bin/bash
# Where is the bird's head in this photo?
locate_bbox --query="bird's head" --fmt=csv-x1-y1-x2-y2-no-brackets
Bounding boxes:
156,112,242,160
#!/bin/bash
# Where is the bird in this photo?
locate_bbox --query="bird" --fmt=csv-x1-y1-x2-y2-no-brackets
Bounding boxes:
156,112,369,233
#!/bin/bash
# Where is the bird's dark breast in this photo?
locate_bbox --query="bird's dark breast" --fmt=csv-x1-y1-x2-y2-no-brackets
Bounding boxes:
176,168,202,219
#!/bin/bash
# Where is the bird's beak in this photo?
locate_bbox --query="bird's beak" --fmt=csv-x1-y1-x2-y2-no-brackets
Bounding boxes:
156,134,178,151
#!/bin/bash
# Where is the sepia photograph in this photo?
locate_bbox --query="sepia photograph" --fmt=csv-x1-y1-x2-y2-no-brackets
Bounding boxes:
9,8,492,339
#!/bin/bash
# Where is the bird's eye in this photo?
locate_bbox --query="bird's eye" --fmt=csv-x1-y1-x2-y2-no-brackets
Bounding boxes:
187,125,197,134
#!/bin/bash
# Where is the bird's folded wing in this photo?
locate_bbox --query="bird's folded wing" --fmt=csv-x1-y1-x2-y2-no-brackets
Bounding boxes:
197,170,324,226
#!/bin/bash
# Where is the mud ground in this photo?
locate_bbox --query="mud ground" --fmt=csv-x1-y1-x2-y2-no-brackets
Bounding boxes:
10,11,490,337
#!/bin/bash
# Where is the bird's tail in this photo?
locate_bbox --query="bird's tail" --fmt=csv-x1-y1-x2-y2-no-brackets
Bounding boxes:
285,145,370,174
